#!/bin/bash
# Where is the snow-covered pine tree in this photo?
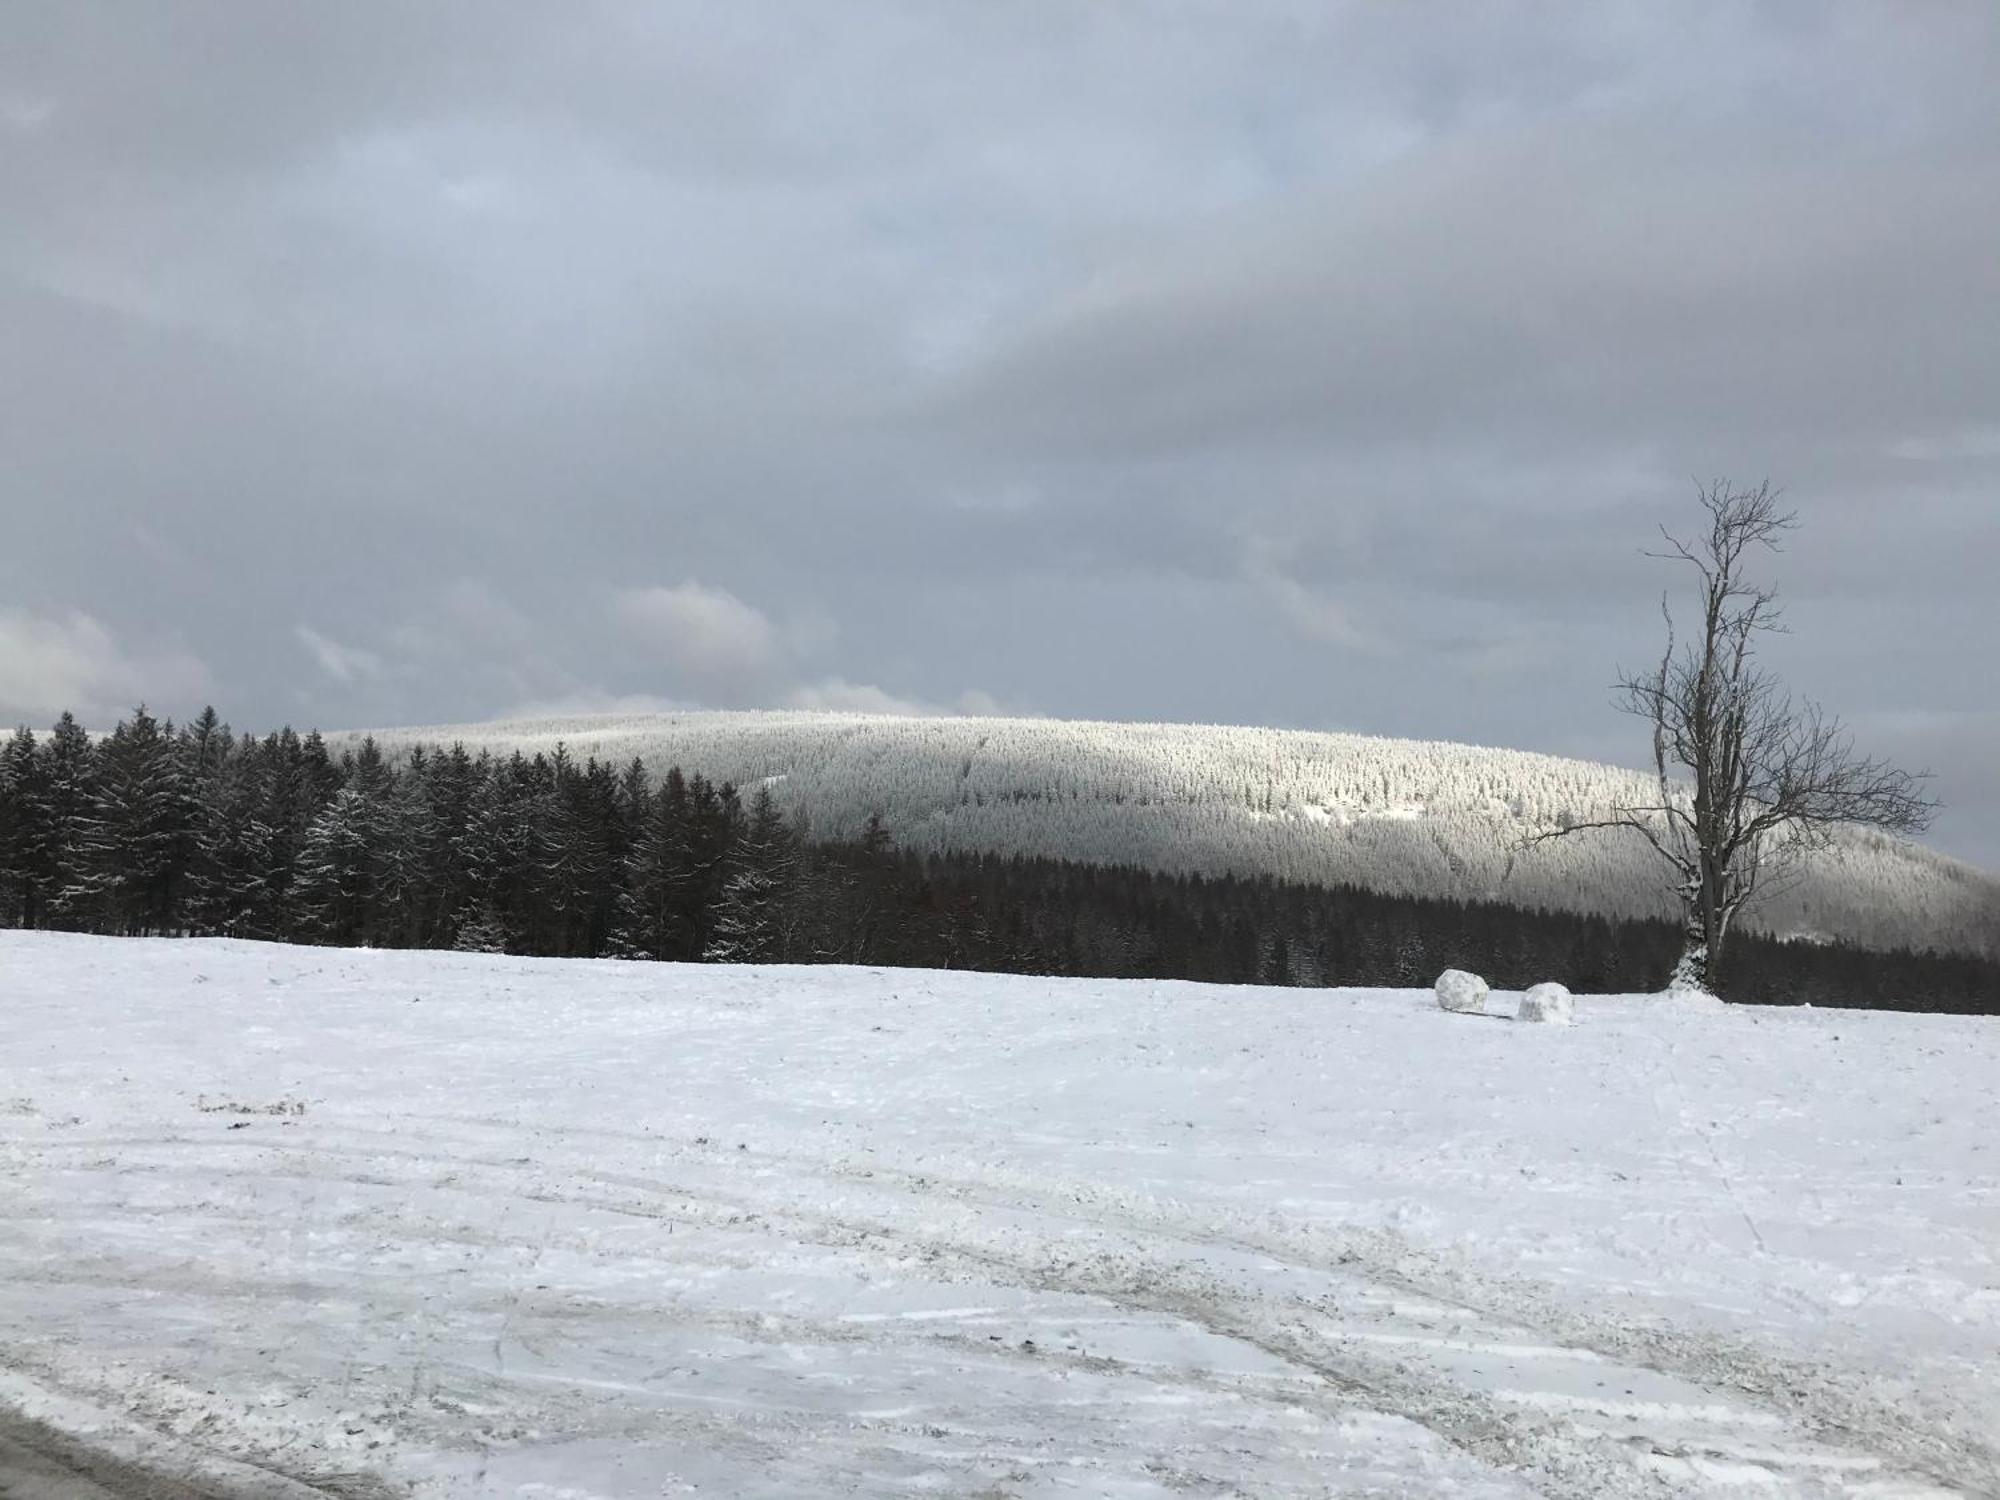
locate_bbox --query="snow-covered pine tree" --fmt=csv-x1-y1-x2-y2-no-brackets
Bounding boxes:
184,706,231,780
417,743,483,948
248,728,309,938
451,901,509,954
290,788,351,941
614,765,691,960
459,752,533,952
705,783,796,963
680,776,741,961
603,757,649,948
0,727,47,927
37,712,99,929
372,752,435,948
77,707,198,935
541,747,622,957
507,751,563,953
184,727,276,937
291,774,387,945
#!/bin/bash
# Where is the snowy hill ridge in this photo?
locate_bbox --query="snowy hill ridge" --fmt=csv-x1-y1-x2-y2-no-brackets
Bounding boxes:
343,710,2000,957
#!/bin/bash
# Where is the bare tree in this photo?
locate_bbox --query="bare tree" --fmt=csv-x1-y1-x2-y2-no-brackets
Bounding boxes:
1535,480,1934,995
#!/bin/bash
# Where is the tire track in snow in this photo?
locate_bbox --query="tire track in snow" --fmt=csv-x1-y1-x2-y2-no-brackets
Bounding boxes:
12,1132,1466,1496
190,1110,1996,1497
806,1146,1998,1499
14,1121,1985,1498
0,1376,393,1500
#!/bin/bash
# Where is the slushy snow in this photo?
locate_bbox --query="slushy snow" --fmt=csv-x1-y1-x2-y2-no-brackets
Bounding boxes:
2,931,1996,1498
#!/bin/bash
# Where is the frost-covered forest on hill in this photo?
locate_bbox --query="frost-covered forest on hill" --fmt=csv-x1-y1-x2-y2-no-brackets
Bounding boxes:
8,704,1992,1009
349,711,2000,959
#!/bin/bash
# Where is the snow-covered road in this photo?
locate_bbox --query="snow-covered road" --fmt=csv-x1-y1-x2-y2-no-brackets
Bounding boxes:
2,933,1995,1497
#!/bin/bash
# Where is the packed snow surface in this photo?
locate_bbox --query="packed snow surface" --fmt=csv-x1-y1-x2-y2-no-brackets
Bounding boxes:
2,933,1997,1499
339,710,2000,958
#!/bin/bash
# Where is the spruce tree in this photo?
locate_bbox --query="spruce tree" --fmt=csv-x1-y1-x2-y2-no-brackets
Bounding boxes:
39,712,99,929
678,776,740,961
80,707,197,934
0,727,49,927
185,730,275,936
292,785,377,944
420,744,483,947
706,783,795,963
374,759,434,947
615,766,692,959
451,901,509,954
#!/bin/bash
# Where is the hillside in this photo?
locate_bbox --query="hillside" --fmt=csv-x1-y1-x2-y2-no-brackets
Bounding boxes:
2,932,1995,1497
343,711,2000,958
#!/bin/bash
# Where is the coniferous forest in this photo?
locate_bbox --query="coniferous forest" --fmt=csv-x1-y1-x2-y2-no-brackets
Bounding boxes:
1,706,1994,1014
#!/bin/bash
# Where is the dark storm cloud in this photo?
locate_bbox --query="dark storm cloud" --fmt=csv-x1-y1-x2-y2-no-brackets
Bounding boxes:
3,3,1996,863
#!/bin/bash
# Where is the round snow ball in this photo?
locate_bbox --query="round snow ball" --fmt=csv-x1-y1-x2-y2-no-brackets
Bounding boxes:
1434,968,1490,1014
1518,982,1575,1024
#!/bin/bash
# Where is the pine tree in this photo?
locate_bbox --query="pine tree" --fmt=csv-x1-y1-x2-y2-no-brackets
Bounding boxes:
185,730,275,936
251,728,313,938
706,784,795,962
541,748,620,957
293,786,377,944
418,744,483,947
79,707,198,934
468,752,547,953
290,740,395,946
184,706,231,780
373,759,434,947
680,777,741,961
615,766,691,959
38,713,99,929
451,901,509,954
0,727,50,927
842,811,902,964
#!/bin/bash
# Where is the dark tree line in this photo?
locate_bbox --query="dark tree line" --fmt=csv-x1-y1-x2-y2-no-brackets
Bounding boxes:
878,851,1999,1014
2,706,1993,1013
0,706,816,961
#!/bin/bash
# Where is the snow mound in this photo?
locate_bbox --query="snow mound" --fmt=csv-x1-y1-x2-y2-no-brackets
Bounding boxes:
1434,968,1489,1014
1517,982,1575,1024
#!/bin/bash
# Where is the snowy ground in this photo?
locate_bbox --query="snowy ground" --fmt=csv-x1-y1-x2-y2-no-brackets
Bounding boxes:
1,933,1996,1499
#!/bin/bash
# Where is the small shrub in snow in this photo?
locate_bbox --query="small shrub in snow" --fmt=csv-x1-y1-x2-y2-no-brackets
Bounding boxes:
1517,982,1574,1024
1434,968,1489,1014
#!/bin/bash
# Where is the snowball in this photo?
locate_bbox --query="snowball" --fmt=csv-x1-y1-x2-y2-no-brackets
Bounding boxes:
1434,968,1489,1014
1517,982,1574,1025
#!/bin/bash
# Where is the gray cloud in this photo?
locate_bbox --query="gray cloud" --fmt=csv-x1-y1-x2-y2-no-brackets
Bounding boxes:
2,3,1995,865
0,608,213,724
613,582,785,693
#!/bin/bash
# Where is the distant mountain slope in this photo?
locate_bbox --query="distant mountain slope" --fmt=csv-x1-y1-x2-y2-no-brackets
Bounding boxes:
344,711,2000,957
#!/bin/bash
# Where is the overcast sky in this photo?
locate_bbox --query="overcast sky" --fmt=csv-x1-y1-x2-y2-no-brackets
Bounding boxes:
2,3,1996,865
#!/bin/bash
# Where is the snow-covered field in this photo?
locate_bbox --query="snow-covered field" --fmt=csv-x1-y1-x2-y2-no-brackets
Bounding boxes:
2,933,1996,1499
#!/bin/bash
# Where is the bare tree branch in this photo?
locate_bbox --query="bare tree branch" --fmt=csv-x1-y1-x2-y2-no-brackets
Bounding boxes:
1527,479,1936,995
